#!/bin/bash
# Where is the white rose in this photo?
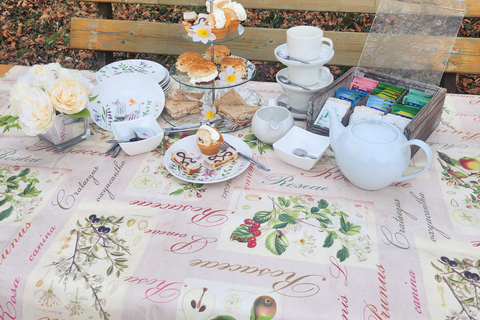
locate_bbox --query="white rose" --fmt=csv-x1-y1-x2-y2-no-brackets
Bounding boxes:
9,74,32,116
47,77,89,114
69,71,95,95
17,87,55,136
28,64,56,89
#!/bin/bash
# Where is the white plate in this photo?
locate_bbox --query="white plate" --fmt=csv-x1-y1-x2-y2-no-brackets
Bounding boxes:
96,59,168,84
276,94,307,120
89,73,165,131
164,135,252,184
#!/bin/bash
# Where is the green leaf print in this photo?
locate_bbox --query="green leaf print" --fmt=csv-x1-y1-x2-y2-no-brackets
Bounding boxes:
253,210,273,223
337,246,350,262
339,216,361,235
278,213,296,224
265,231,289,255
230,224,251,242
0,206,13,221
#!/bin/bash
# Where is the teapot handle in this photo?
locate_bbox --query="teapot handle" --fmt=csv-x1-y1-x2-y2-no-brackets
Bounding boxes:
396,139,433,182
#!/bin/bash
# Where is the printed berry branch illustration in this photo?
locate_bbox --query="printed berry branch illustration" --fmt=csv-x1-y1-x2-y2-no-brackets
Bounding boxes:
437,151,480,209
47,214,130,320
230,195,371,262
432,256,480,320
0,167,42,221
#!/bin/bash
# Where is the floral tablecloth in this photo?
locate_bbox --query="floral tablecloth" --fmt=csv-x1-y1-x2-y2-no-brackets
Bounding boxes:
1,66,480,320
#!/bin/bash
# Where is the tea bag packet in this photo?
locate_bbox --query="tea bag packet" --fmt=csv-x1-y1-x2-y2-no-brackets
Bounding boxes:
314,97,351,128
349,76,379,92
402,89,432,107
365,95,395,113
349,105,384,123
383,113,411,133
390,103,422,119
133,127,157,139
334,87,367,107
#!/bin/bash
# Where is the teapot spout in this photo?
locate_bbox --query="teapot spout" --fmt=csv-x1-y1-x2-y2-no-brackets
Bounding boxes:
327,106,345,151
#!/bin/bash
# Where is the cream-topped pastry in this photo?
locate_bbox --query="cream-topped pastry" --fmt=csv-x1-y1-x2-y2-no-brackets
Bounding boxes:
196,125,224,155
223,2,247,21
206,0,231,13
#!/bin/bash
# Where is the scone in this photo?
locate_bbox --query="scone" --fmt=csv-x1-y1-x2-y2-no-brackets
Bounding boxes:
222,2,247,32
171,149,201,175
220,57,247,78
176,52,205,73
206,45,231,64
207,9,231,39
196,125,224,155
187,60,218,85
204,147,238,170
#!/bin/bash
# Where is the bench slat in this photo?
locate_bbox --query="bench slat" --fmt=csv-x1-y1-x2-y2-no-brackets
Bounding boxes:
77,0,480,17
70,17,480,74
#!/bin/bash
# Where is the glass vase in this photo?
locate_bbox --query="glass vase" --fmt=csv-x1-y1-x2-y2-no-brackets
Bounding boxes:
38,114,90,152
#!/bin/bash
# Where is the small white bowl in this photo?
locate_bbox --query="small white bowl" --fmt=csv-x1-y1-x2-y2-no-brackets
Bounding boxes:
273,126,330,170
111,114,164,156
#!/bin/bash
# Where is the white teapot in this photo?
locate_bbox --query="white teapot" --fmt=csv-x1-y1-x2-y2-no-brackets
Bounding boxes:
327,106,432,190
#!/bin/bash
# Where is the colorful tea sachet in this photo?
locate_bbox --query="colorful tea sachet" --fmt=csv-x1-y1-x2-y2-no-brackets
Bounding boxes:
349,76,379,92
314,97,351,128
349,105,383,123
402,89,432,108
334,87,368,107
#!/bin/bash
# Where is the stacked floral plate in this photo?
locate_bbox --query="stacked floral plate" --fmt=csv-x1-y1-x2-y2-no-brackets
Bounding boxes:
96,59,171,92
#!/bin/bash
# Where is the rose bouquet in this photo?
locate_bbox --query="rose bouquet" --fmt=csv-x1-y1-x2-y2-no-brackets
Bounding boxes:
1,63,95,136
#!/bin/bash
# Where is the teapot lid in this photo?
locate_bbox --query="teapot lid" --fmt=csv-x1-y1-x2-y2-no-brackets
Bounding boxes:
351,115,399,143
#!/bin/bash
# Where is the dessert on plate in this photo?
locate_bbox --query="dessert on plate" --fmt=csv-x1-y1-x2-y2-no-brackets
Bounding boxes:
171,149,201,174
206,45,231,64
207,9,231,39
220,57,247,78
222,2,247,31
196,124,224,155
187,60,218,84
204,147,238,170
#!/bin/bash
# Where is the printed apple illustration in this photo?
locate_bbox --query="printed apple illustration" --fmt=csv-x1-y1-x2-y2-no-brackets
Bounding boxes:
250,295,277,320
458,157,480,171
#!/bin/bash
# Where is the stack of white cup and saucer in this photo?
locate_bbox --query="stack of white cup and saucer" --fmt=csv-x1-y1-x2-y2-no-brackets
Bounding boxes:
274,26,335,119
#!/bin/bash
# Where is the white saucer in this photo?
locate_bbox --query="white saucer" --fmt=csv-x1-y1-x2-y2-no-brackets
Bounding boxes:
274,43,334,67
276,94,307,120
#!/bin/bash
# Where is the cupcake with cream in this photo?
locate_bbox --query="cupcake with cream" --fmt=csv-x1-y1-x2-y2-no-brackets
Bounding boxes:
222,2,247,31
196,125,224,155
207,9,231,39
206,0,231,12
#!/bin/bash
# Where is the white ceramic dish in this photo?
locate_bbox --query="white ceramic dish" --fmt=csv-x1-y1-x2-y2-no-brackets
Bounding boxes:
96,59,168,84
88,73,165,131
112,114,165,156
164,135,251,184
273,126,330,170
274,43,334,67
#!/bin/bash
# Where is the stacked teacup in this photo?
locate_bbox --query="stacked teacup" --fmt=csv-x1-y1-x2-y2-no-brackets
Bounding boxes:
275,26,335,117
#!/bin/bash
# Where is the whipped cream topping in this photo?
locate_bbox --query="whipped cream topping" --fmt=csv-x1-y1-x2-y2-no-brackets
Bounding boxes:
223,2,247,21
211,9,227,28
188,71,218,85
198,124,220,141
206,0,231,13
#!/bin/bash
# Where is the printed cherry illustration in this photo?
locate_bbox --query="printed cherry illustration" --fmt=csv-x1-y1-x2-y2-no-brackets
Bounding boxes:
250,295,277,320
89,214,97,221
459,157,480,171
440,256,450,263
247,237,257,248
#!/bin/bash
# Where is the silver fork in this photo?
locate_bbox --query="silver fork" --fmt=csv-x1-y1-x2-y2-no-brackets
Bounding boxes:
115,102,126,121
220,141,270,171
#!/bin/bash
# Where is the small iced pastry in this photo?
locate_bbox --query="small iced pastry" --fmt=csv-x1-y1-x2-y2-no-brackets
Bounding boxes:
207,9,231,39
171,149,201,175
206,45,231,64
176,52,205,73
206,0,231,13
183,11,198,22
222,2,247,31
187,60,218,85
220,57,247,78
193,13,209,26
196,125,224,155
204,147,238,170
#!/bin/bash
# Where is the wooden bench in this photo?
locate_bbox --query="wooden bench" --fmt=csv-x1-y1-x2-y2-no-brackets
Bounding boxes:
70,0,480,92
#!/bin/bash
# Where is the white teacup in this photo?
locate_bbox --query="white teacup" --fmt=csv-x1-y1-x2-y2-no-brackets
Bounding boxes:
288,65,331,87
287,26,333,61
276,68,333,113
